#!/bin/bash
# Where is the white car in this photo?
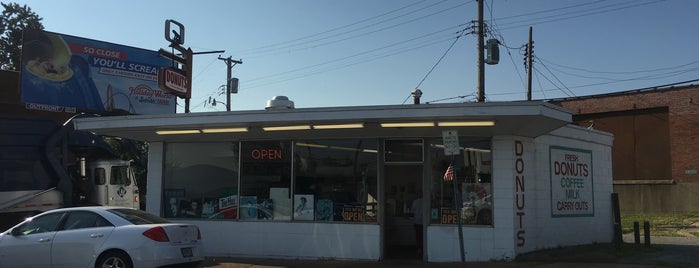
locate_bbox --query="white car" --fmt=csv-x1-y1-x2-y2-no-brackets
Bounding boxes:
0,206,203,268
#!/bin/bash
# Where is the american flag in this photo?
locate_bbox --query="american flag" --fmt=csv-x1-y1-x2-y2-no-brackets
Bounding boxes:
443,164,454,181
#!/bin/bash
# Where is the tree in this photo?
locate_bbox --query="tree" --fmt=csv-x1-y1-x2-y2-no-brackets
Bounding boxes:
0,2,43,71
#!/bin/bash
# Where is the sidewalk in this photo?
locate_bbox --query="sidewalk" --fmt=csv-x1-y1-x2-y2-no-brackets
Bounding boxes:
200,236,699,268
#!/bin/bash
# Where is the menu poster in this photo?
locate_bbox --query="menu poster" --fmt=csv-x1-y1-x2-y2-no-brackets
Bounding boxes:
294,194,314,220
163,188,185,218
240,196,258,219
315,199,333,221
201,197,220,218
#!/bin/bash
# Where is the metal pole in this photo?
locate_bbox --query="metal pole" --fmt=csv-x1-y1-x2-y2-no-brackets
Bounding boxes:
477,0,485,102
527,27,533,101
451,156,466,267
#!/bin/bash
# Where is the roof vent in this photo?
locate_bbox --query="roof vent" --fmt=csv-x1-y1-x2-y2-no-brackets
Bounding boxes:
266,96,294,110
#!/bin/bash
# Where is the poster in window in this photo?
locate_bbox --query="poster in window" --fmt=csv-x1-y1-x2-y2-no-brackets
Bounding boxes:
218,187,238,219
315,199,333,221
201,197,220,218
258,198,274,220
179,198,201,218
163,188,185,218
270,187,291,220
342,206,364,222
240,196,258,219
294,194,314,220
441,208,457,224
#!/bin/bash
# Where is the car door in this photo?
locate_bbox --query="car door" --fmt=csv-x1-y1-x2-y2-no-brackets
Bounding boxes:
0,212,65,267
50,211,115,268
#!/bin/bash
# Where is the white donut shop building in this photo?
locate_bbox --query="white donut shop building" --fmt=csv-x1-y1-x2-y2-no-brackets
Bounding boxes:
74,100,614,262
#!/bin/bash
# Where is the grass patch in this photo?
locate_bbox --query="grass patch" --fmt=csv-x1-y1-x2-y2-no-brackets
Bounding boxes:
620,213,699,235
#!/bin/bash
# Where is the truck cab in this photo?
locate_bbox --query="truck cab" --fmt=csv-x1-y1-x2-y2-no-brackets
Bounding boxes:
89,159,140,209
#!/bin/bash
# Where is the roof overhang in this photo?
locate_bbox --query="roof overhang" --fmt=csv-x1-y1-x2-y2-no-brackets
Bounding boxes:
74,101,572,142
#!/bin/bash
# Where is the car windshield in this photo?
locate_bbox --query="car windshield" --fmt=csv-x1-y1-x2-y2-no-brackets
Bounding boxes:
107,208,170,225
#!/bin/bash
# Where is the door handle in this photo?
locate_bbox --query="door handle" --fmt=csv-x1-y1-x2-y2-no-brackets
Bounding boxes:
38,238,51,242
90,233,104,238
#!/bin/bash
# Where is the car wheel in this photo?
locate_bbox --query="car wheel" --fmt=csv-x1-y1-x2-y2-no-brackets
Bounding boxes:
96,250,132,268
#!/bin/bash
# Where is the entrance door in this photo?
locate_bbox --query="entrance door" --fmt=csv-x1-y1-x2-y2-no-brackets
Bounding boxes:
384,164,422,259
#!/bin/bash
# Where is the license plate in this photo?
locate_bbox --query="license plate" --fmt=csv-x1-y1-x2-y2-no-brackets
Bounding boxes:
181,247,193,258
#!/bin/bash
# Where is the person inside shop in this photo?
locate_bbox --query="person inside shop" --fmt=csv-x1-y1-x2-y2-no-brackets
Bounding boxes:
411,192,424,257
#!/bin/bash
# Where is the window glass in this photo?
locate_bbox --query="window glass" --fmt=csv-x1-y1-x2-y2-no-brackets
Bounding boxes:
110,166,131,185
163,142,240,219
385,139,423,163
108,208,169,224
294,139,378,222
94,168,106,185
15,212,64,235
239,141,292,221
63,211,113,230
429,137,492,226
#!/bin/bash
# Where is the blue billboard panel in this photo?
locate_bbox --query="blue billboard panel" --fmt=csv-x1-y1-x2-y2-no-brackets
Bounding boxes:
20,30,176,115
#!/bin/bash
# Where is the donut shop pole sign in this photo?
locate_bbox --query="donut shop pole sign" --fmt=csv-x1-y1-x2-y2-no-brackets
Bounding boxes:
158,19,192,99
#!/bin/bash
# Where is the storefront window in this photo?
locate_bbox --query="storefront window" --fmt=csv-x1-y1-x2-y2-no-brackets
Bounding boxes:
294,139,378,222
163,142,239,219
240,141,292,221
429,137,492,225
385,139,423,163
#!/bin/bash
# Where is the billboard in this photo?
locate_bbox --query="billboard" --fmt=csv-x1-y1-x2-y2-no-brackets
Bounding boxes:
20,30,176,115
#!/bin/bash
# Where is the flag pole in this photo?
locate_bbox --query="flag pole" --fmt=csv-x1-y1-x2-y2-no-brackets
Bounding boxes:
450,155,466,266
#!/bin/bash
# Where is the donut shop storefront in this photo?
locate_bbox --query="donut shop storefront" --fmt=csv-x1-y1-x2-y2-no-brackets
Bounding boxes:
74,101,614,262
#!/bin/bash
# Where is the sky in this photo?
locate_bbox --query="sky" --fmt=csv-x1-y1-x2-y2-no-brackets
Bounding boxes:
10,0,699,113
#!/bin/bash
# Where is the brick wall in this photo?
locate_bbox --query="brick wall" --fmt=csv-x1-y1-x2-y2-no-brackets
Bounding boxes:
554,85,699,184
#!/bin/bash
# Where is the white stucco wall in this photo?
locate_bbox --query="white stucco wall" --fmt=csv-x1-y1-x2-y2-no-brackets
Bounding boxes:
145,142,164,216
426,125,613,262
526,125,614,252
193,221,380,260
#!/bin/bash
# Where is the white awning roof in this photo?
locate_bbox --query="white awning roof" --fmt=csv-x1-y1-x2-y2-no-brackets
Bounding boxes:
74,101,571,142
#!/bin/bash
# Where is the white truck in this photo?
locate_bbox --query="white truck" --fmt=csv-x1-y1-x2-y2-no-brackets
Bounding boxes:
0,115,139,230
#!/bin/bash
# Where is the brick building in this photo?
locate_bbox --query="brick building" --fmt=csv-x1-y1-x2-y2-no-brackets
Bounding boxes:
551,84,699,213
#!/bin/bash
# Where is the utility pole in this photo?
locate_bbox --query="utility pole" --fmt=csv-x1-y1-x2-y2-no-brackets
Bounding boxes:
527,27,533,101
477,0,485,102
218,56,242,111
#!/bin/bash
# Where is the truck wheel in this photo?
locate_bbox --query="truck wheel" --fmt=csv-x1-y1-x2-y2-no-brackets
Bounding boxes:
96,250,132,268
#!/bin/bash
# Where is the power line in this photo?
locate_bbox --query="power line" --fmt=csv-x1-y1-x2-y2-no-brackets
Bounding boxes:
242,25,462,88
539,58,699,75
243,35,459,90
238,0,431,54
534,67,572,97
497,0,665,31
413,28,469,92
536,56,576,97
242,1,472,59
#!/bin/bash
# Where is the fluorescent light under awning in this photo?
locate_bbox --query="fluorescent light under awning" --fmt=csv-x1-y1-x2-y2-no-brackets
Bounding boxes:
156,129,201,135
437,121,495,127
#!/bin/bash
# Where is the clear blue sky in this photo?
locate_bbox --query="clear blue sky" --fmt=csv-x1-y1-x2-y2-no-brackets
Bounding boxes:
11,0,699,112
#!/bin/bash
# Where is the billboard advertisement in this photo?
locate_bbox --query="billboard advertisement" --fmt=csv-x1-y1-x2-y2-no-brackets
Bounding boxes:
20,30,176,115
